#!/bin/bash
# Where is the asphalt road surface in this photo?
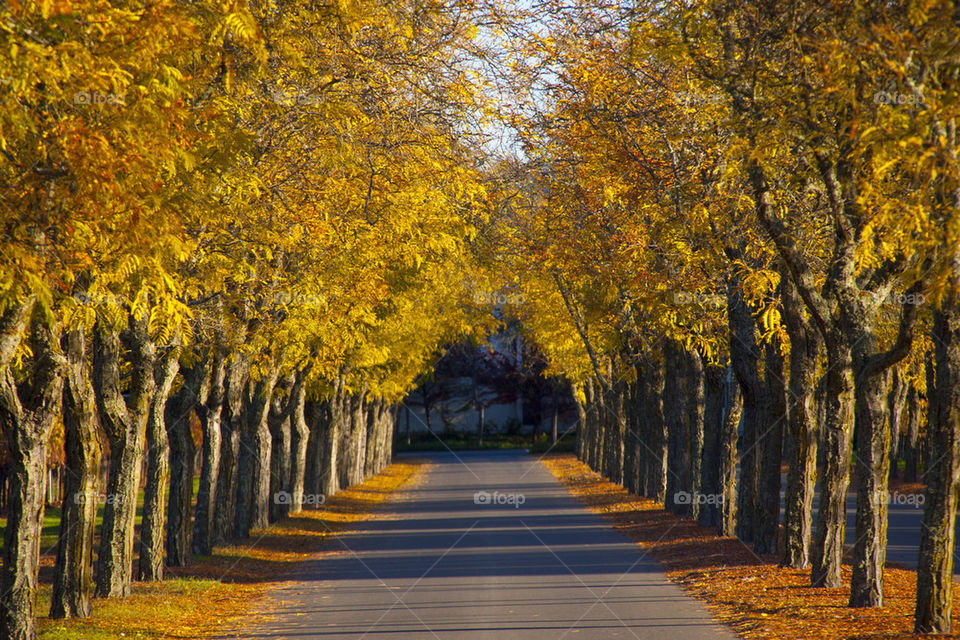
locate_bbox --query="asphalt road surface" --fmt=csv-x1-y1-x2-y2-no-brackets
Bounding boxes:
228,450,736,639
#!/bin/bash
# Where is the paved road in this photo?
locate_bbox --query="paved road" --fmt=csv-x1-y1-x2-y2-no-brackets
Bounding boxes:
230,450,736,639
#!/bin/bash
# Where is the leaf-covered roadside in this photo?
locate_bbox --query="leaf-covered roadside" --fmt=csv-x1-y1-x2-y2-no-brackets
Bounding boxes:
37,460,427,640
541,453,955,640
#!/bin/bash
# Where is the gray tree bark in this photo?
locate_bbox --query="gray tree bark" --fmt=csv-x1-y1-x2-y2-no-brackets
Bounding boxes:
365,398,381,478
269,374,293,522
698,363,725,528
849,284,921,607
350,390,368,486
164,357,209,567
337,390,354,491
904,383,921,482
625,376,643,497
811,343,855,588
304,398,328,500
138,341,182,580
685,348,705,521
756,332,785,555
235,367,279,537
573,380,587,461
0,302,65,639
605,373,626,486
886,369,907,483
93,314,155,598
51,326,101,619
719,365,742,537
664,341,686,514
781,278,821,568
850,338,893,606
321,377,344,498
582,377,597,469
193,348,226,554
915,298,960,632
288,371,310,513
728,275,761,543
644,355,667,503
213,355,247,545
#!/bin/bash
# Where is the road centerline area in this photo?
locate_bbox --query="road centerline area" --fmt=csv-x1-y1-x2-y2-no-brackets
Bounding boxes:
230,450,736,640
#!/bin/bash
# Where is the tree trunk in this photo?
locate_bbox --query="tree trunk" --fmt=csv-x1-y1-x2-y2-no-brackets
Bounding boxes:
915,300,960,632
423,395,432,435
904,383,920,483
628,376,644,497
383,404,395,469
592,376,607,475
685,348,705,521
531,397,541,448
288,372,310,513
887,369,907,483
1,445,52,639
365,398,381,478
377,403,389,472
405,404,412,445
573,381,587,461
756,333,785,555
581,377,595,468
338,398,351,488
337,390,354,490
846,275,924,606
729,279,761,543
193,349,226,555
165,358,209,566
213,355,247,545
350,392,368,486
606,375,626,486
850,335,895,607
322,378,344,498
664,341,685,514
268,376,293,522
304,398,328,501
926,352,938,473
375,404,388,473
552,386,559,445
0,304,65,639
93,314,156,598
781,278,821,568
699,363,724,528
645,356,667,503
236,368,279,537
51,327,101,619
138,341,182,581
811,344,855,588
719,365,742,537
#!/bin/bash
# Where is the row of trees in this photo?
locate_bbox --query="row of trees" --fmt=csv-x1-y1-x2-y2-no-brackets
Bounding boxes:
3,0,957,637
0,1,498,638
485,0,960,633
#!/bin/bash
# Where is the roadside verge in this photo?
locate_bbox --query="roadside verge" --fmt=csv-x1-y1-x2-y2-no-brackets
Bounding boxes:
539,453,949,640
39,460,428,640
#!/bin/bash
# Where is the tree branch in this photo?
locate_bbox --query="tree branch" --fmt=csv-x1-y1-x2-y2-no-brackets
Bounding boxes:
859,278,925,380
747,161,832,337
